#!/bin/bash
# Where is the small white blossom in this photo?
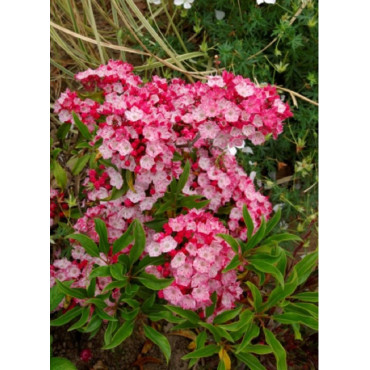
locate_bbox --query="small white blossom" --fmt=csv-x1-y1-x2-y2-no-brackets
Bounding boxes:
257,0,276,4
174,0,194,9
215,10,225,20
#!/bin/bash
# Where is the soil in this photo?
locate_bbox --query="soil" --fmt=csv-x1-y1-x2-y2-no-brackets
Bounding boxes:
51,322,194,370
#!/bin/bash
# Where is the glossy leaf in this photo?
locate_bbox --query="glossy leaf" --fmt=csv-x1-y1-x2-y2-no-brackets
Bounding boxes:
236,324,260,354
144,325,171,364
51,306,82,327
263,328,287,370
94,218,109,255
71,154,90,176
272,312,318,331
165,305,200,324
50,357,77,370
295,251,318,285
222,255,240,273
66,234,100,258
249,259,284,287
136,273,174,290
214,306,242,324
56,280,87,299
103,320,135,349
176,160,190,195
182,344,220,360
129,221,146,265
104,320,118,346
243,204,254,241
246,282,262,312
235,352,266,370
262,233,302,246
217,233,240,254
291,291,318,302
265,208,282,235
53,161,67,190
72,112,92,140
112,222,135,254
68,307,90,331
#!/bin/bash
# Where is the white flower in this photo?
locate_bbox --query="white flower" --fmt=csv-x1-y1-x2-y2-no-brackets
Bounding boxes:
174,0,194,9
215,10,225,20
148,0,161,4
256,0,276,4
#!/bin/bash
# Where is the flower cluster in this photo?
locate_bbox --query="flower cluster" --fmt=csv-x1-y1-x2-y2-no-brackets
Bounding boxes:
146,209,243,316
51,60,292,313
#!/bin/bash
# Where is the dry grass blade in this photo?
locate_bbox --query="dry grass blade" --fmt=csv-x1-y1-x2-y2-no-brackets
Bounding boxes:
50,21,150,56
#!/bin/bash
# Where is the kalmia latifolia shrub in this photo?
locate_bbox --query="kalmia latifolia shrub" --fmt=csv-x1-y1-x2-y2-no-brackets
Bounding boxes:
51,61,317,369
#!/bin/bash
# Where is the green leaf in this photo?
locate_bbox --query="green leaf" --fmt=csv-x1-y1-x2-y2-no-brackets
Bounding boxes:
295,251,318,285
50,281,72,311
236,324,260,353
262,233,302,246
129,220,146,265
217,234,240,254
200,322,234,343
71,154,90,176
222,255,240,273
87,278,96,298
245,217,267,252
68,307,90,331
291,291,318,302
94,218,110,255
67,234,100,257
265,208,281,235
240,344,272,355
136,255,165,272
264,269,298,310
145,218,168,232
148,310,184,324
218,310,253,332
292,323,302,341
249,259,284,287
110,264,125,280
103,278,128,292
213,306,242,324
53,161,67,190
51,307,82,327
235,352,266,370
120,307,140,321
165,305,200,324
56,123,71,140
82,315,102,333
136,273,174,290
272,312,318,331
50,357,77,370
72,112,92,140
144,325,171,364
104,320,118,346
95,307,118,322
205,291,218,318
263,328,287,370
89,266,110,279
176,160,190,195
286,302,318,319
246,282,262,312
243,205,254,241
103,320,135,349
112,222,135,254
179,195,210,209
56,280,87,299
182,345,220,360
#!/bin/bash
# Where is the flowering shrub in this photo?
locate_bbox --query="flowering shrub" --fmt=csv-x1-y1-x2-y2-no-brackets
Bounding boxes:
51,61,317,369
